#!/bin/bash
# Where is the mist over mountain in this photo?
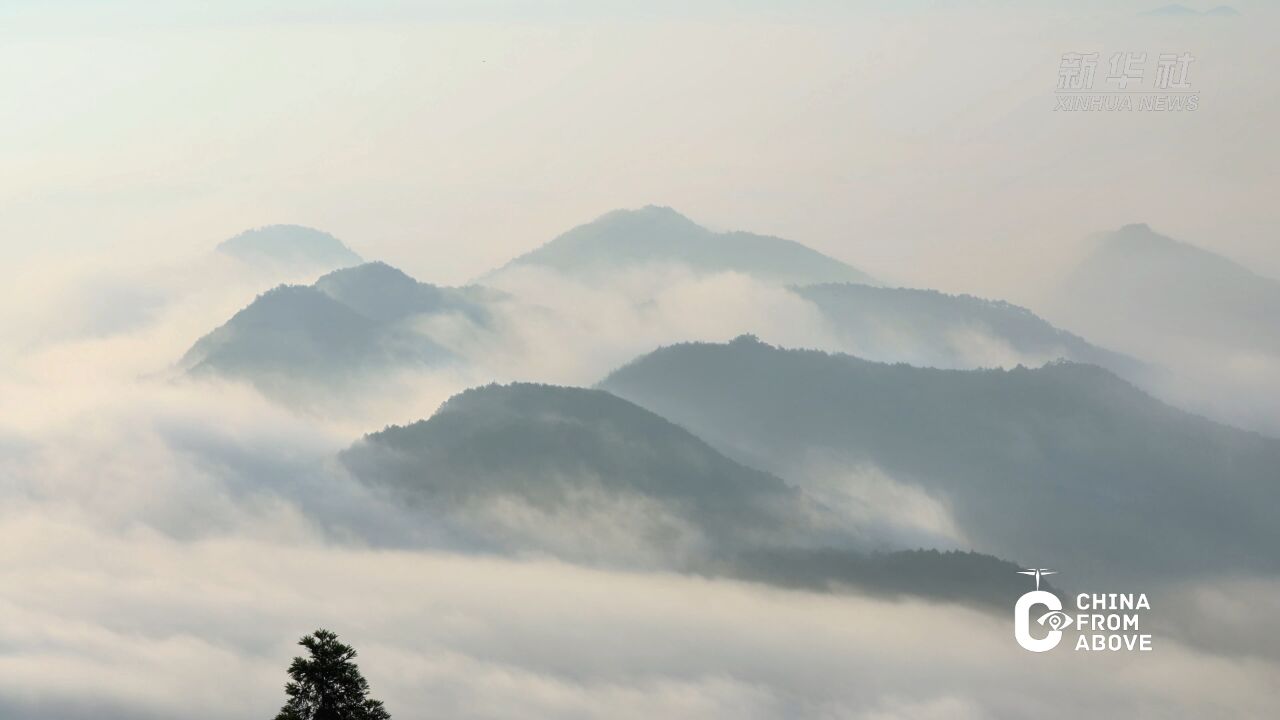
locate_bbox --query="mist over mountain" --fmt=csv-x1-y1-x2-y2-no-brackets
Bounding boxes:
601,336,1280,583
182,285,395,376
313,261,493,325
1050,223,1280,434
795,282,1144,376
8,0,1280,713
215,224,363,273
485,206,874,286
181,262,490,396
730,547,1044,607
339,382,1032,605
1057,224,1280,354
340,383,824,563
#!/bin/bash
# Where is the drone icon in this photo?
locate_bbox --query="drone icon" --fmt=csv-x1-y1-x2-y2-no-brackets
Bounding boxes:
1018,568,1057,591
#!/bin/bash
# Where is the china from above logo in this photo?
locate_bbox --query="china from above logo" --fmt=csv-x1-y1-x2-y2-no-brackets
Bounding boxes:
1013,568,1153,653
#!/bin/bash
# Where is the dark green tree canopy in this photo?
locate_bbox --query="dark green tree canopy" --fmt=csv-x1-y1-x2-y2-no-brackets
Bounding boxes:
274,629,391,720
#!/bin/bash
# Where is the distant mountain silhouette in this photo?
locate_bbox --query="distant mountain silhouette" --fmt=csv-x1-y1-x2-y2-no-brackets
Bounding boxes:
601,337,1280,583
216,225,362,272
181,284,450,388
340,382,1032,605
340,383,824,561
1142,4,1201,15
795,282,1143,376
181,262,489,394
1050,224,1280,433
313,261,491,325
1056,224,1280,356
484,206,874,285
1141,4,1238,16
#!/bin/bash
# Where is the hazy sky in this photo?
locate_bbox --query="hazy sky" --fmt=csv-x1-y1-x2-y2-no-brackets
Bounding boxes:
3,5,1280,716
4,0,1277,299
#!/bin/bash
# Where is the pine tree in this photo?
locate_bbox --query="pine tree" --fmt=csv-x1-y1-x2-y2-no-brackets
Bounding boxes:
274,629,391,720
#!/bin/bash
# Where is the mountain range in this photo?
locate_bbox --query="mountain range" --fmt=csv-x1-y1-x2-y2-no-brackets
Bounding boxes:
1054,223,1280,357
484,206,875,286
189,213,1153,401
795,282,1145,376
600,336,1280,583
180,213,1280,602
339,382,1038,605
215,224,363,273
181,262,489,394
1050,223,1280,434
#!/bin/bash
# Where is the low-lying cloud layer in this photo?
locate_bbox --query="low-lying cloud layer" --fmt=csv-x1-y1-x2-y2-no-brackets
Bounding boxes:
4,516,1279,719
3,233,1278,718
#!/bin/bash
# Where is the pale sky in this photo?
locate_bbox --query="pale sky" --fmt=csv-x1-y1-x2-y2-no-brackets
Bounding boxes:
3,5,1280,718
3,0,1277,303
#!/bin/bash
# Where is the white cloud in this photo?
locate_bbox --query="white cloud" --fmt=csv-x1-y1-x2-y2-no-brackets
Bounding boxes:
2,515,1278,719
0,237,1274,720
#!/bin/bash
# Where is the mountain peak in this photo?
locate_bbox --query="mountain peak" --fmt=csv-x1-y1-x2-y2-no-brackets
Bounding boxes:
588,205,702,234
1117,222,1153,234
216,224,362,270
313,261,485,325
179,284,379,374
485,207,874,286
1102,223,1189,254
240,283,342,315
625,204,688,218
316,261,418,290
